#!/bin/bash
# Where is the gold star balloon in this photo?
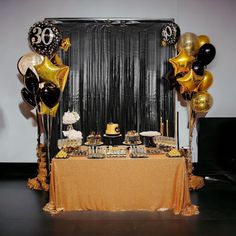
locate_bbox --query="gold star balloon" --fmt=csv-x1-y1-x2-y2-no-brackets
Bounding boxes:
36,55,70,117
177,69,202,93
50,54,70,90
40,67,69,117
169,49,195,75
58,66,69,91
60,37,71,52
34,56,65,87
51,53,63,66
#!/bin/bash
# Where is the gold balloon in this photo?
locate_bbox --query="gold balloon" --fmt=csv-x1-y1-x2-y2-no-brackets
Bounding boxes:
51,54,64,66
177,69,202,93
40,103,59,117
34,56,65,87
169,49,195,75
60,37,71,52
197,70,213,92
191,91,213,113
50,54,70,90
177,32,200,56
58,66,70,91
198,35,210,48
37,55,70,117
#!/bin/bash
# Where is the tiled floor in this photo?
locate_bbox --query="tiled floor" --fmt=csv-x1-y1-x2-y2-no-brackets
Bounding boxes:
0,177,236,236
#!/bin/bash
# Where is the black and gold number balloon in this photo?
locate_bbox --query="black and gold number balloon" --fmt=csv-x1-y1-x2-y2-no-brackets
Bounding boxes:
28,20,62,57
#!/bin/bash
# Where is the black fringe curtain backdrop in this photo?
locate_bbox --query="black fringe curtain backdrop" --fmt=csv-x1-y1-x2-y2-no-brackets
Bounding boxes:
46,19,176,158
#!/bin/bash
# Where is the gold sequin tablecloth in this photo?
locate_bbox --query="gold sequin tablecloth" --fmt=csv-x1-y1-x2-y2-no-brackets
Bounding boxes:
44,155,198,216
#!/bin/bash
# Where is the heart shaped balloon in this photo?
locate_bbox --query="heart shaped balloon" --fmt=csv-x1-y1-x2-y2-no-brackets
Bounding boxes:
40,82,61,108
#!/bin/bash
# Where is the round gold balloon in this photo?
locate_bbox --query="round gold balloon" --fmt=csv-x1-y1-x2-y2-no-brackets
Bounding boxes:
191,91,213,113
177,32,200,56
198,35,210,48
169,49,195,75
197,70,213,92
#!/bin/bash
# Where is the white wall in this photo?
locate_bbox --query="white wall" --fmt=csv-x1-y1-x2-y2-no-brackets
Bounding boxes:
0,0,235,162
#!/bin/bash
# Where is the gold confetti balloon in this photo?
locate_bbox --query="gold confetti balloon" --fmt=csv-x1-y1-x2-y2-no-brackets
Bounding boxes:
177,32,200,56
191,91,213,113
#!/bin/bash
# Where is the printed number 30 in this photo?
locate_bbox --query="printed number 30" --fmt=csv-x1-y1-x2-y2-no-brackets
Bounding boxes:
31,27,54,45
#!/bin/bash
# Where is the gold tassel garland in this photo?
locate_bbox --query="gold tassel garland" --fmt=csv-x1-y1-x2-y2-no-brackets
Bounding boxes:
27,144,49,191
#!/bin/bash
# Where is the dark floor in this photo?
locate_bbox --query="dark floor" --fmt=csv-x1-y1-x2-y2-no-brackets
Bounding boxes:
0,176,236,236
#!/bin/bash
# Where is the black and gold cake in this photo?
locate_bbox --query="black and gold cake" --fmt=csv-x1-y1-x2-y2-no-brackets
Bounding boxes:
105,123,120,136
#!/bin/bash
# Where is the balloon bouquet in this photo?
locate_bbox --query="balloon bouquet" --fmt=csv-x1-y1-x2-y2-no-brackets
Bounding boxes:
161,24,216,189
17,20,71,190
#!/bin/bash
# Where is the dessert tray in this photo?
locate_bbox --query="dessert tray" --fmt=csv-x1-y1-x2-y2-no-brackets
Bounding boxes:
140,131,161,137
55,149,69,159
129,146,148,158
57,138,82,149
166,149,182,157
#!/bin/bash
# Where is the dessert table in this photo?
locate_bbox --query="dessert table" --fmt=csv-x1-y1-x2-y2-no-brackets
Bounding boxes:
44,154,198,216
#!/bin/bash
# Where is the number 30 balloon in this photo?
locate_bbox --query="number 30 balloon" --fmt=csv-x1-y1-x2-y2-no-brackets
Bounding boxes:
161,22,180,47
28,20,62,57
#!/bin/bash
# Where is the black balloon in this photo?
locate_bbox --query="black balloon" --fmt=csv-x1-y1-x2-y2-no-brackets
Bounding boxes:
21,87,40,108
28,20,62,57
161,22,180,46
24,68,39,94
192,60,205,76
197,43,216,65
40,82,61,108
